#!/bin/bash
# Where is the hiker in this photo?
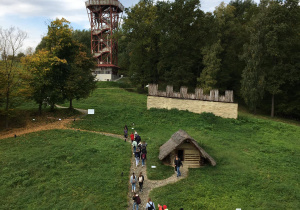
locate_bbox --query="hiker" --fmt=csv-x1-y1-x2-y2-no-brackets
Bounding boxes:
146,198,155,210
132,192,141,210
141,142,147,153
130,173,137,192
174,155,183,177
135,148,141,167
136,134,141,145
141,150,146,167
138,172,144,192
132,140,137,154
124,125,128,142
134,130,138,140
130,132,135,142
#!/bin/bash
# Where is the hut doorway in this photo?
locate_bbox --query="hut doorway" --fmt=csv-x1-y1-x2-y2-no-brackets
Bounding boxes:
178,150,184,161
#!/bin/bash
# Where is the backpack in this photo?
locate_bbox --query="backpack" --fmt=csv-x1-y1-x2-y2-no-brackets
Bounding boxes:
147,202,154,210
141,145,147,154
141,153,146,159
132,176,136,184
136,196,141,204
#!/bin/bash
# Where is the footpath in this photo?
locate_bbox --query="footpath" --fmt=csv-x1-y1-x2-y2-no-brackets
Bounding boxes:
0,106,188,209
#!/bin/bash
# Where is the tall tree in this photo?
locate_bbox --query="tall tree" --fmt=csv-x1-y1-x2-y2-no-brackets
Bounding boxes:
0,27,27,128
30,18,96,110
122,0,160,90
21,50,67,114
197,40,223,93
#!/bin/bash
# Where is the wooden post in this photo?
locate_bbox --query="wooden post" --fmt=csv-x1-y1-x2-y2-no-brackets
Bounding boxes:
166,85,173,97
195,88,204,100
225,90,234,102
214,90,219,101
180,86,188,98
148,84,158,96
210,90,215,101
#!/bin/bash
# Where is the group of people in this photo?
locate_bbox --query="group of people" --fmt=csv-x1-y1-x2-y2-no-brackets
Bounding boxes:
132,194,169,210
124,125,148,168
124,125,172,210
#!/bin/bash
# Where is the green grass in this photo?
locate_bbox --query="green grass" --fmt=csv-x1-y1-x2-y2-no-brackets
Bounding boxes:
0,130,131,209
1,81,300,209
61,81,300,209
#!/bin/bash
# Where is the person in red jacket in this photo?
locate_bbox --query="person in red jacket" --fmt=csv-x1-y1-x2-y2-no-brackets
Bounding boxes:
130,132,135,142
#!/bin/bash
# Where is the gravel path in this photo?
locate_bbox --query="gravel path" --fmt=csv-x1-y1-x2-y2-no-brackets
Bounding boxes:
127,141,188,210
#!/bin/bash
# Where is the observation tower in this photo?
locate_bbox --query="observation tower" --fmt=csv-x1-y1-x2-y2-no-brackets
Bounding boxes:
85,0,124,81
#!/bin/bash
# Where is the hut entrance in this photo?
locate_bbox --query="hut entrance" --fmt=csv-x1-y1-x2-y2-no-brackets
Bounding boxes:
178,150,184,161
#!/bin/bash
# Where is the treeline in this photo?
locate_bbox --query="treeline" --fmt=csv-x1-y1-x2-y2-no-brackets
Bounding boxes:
0,19,95,129
118,0,300,118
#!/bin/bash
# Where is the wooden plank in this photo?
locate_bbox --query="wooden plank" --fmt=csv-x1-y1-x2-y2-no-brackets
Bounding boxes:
195,88,204,100
214,90,219,101
180,86,188,98
166,85,173,97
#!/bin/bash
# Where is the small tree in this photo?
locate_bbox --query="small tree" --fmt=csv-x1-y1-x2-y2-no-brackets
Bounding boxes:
0,27,27,128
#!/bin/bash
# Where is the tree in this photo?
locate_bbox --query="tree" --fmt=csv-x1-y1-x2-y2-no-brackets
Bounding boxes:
63,43,96,109
197,40,223,93
0,27,27,128
241,31,265,113
241,0,300,117
29,18,96,110
21,50,67,114
122,0,160,90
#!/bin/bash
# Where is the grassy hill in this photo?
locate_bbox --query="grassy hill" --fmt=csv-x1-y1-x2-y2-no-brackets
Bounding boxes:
1,81,299,209
0,130,131,209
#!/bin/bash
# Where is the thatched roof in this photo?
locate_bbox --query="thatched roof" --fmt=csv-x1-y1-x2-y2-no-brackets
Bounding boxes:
159,129,216,166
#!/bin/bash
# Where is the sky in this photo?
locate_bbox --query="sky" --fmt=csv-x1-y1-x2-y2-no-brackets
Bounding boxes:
0,0,259,53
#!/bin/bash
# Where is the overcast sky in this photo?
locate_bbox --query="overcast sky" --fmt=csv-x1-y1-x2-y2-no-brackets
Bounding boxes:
0,0,259,52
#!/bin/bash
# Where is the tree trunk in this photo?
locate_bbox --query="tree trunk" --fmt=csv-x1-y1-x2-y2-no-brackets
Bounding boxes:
50,103,55,112
38,102,42,115
271,94,275,117
69,98,73,109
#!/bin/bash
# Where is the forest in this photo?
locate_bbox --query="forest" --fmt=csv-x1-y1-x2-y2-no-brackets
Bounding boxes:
117,0,300,119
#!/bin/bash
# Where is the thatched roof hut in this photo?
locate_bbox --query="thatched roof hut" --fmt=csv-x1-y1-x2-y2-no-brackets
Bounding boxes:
159,130,216,167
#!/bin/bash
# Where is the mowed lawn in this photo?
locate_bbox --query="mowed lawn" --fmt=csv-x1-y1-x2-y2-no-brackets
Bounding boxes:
0,130,131,209
63,82,300,209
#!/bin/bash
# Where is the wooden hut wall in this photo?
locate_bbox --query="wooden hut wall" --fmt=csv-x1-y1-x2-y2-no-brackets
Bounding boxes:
176,141,201,168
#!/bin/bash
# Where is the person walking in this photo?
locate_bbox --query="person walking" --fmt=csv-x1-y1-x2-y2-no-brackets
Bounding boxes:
136,134,141,145
130,132,135,142
138,172,144,192
132,192,141,210
135,148,141,167
141,142,147,167
141,151,146,167
174,155,183,177
132,140,137,154
124,125,128,142
145,198,155,210
130,173,137,193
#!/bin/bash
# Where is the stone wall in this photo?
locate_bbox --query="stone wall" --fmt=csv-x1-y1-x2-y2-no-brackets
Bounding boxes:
147,96,238,119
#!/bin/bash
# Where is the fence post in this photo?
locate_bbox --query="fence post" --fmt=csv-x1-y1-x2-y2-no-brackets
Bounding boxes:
166,85,173,97
214,90,219,101
148,84,158,96
195,88,204,100
180,86,188,98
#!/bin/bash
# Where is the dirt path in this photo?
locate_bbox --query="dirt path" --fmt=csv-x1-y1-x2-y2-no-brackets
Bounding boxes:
127,143,188,210
0,106,188,209
0,106,87,140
